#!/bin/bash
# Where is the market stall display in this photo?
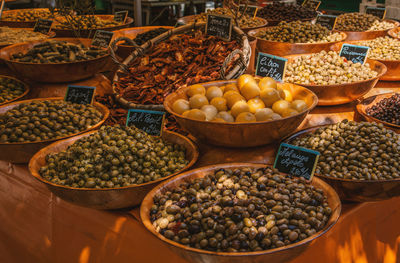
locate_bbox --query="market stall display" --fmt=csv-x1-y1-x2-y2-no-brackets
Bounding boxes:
0,75,29,105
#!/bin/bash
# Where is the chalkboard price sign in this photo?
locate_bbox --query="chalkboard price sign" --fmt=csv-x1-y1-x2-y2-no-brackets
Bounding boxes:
65,85,96,105
33,19,53,34
302,0,321,10
114,10,128,23
239,5,258,18
366,7,386,19
339,44,370,65
91,30,114,48
126,109,166,136
206,14,233,41
316,14,337,30
274,143,320,181
255,52,287,82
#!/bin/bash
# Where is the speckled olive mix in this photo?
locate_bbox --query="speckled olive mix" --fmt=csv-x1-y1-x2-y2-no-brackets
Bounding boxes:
292,120,400,181
194,8,265,28
0,100,103,143
366,94,400,125
39,125,189,188
130,28,169,46
54,16,122,30
0,27,48,46
357,37,400,60
151,167,332,252
1,9,52,22
335,13,395,31
284,51,378,85
0,77,26,104
254,21,344,43
257,3,317,22
10,40,107,63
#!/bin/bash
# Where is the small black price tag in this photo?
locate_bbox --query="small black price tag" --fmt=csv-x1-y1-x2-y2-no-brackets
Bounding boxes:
239,5,258,18
91,30,114,48
366,6,386,19
206,14,233,41
302,0,321,10
274,143,320,181
65,85,96,105
33,19,53,34
126,109,166,136
316,14,337,30
339,44,370,65
114,10,128,23
255,52,287,82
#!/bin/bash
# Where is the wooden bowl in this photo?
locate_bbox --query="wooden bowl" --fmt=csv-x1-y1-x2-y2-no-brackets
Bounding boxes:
0,75,29,106
28,130,199,209
284,54,387,106
248,28,347,56
0,97,109,163
0,38,111,83
0,8,52,28
388,27,400,40
113,26,173,59
52,15,133,38
164,80,318,148
338,20,399,41
285,125,400,202
140,163,341,263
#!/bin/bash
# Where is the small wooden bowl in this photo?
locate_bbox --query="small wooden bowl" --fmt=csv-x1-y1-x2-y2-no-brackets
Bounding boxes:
140,163,341,263
0,75,29,106
0,97,109,163
164,80,318,148
388,27,400,40
0,8,52,28
52,15,133,38
0,38,110,83
248,28,347,56
284,54,387,106
338,20,399,41
28,130,198,209
285,125,400,202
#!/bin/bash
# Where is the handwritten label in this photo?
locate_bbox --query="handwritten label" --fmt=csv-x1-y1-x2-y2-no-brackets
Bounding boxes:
255,52,287,82
340,44,370,65
302,0,321,10
33,19,53,34
206,14,233,41
316,14,337,30
114,10,128,23
91,30,114,48
239,5,258,18
274,143,320,181
126,109,165,136
65,85,96,105
366,6,386,19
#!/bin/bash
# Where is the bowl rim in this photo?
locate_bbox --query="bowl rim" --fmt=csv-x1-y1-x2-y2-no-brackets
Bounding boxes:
164,80,319,125
140,162,342,257
283,123,400,183
336,19,399,33
113,26,174,48
0,75,30,106
28,129,199,191
0,97,109,145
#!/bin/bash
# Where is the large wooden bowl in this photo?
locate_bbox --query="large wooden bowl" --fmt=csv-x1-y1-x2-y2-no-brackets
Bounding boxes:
52,15,133,38
140,163,341,263
0,75,29,106
284,54,387,106
248,28,347,56
0,8,52,28
164,80,318,148
338,20,399,41
28,130,198,209
285,125,400,202
0,38,111,83
0,97,109,163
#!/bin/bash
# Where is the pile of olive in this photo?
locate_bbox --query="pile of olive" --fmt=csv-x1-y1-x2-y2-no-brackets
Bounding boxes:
123,28,169,46
151,166,332,252
254,21,344,43
54,16,122,30
357,37,400,61
39,125,189,188
0,77,26,104
257,3,317,22
0,100,103,143
292,120,400,180
172,75,308,122
10,40,108,63
335,13,394,32
195,8,265,28
366,94,400,125
0,27,48,46
1,9,52,22
284,51,378,85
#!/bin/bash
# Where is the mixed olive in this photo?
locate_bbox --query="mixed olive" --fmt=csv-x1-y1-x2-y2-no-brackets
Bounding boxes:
357,37,400,61
0,27,49,46
54,15,123,30
0,77,26,104
335,13,395,31
194,8,265,28
1,9,53,22
257,3,317,22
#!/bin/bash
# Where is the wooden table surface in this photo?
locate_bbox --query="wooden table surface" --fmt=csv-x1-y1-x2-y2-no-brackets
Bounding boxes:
0,69,399,263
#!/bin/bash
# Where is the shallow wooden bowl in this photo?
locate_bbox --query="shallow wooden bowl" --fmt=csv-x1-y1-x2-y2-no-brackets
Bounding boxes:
0,75,29,106
0,38,110,83
140,163,341,263
52,15,133,38
248,28,347,56
28,130,198,209
0,8,51,28
0,97,109,163
284,54,387,106
338,20,399,41
285,125,400,202
164,80,318,148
